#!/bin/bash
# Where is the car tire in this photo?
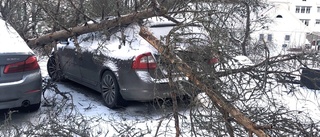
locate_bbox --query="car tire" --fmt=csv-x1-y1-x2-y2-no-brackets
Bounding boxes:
47,55,65,81
178,91,200,107
20,103,41,113
101,71,127,109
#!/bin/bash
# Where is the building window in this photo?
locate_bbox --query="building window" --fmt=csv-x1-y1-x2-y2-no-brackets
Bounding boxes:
301,7,306,13
296,6,301,13
267,34,273,41
316,19,320,25
259,34,264,41
285,35,290,41
300,19,310,26
306,7,311,13
296,6,312,13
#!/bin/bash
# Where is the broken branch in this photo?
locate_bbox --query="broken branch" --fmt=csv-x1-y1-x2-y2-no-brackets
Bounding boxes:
27,7,167,48
139,26,269,137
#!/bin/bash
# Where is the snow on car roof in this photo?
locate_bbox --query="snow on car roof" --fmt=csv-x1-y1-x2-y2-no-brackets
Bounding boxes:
0,19,33,54
58,17,204,61
143,17,185,27
233,55,254,66
59,22,159,60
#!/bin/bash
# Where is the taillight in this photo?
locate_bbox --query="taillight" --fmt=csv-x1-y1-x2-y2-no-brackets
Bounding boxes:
132,52,157,69
3,56,40,74
208,57,219,64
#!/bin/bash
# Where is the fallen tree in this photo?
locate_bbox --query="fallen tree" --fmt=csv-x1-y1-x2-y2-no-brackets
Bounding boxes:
26,3,269,135
139,26,269,137
26,7,167,48
22,1,319,136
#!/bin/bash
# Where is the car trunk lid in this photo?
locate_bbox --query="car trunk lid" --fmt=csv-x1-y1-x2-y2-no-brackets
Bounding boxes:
0,54,39,83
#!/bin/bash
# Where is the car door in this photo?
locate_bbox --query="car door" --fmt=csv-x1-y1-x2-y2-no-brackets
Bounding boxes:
57,42,82,82
78,50,101,90
76,31,118,91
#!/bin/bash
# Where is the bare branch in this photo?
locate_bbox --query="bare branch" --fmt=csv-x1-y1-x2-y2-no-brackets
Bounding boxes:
139,26,268,137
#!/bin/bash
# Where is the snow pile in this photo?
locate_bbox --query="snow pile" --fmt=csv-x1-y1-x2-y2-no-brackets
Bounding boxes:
0,19,33,54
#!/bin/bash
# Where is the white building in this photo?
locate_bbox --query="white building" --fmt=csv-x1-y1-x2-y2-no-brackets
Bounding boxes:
267,0,320,30
266,0,320,48
252,2,312,55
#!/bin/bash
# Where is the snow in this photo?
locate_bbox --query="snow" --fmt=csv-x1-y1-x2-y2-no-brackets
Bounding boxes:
57,23,160,61
282,88,320,121
56,20,206,62
0,19,33,54
103,60,118,72
136,71,188,84
233,55,254,66
136,71,153,83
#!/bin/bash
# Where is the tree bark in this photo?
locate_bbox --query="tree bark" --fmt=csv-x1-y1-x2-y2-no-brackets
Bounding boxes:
240,2,250,56
27,7,167,48
139,26,269,137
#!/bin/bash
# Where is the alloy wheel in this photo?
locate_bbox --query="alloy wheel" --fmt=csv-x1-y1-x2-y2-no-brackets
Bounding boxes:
47,56,64,81
101,73,116,106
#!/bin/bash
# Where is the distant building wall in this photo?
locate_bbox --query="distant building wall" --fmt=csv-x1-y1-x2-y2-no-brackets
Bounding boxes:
252,3,311,55
267,0,320,31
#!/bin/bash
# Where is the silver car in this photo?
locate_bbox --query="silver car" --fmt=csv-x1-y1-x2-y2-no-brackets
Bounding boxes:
47,18,204,109
0,19,42,112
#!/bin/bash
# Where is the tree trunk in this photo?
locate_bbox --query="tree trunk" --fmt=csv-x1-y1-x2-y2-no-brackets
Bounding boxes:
240,2,250,56
139,26,269,137
27,7,167,48
31,1,37,36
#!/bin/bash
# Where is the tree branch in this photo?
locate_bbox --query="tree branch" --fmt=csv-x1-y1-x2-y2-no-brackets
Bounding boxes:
139,26,269,137
27,7,167,48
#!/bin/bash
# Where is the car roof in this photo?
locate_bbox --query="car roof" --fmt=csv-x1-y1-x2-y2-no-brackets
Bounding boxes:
143,17,179,27
0,19,33,54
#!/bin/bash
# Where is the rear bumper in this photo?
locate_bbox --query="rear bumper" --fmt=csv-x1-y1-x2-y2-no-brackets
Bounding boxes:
120,79,195,101
0,71,42,109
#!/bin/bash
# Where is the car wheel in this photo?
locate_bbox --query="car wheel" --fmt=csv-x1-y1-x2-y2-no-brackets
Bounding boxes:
20,103,41,113
47,55,65,81
178,91,200,107
101,71,126,109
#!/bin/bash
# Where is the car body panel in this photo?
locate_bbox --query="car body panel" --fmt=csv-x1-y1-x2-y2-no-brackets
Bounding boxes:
57,46,82,82
0,20,33,54
78,51,102,88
